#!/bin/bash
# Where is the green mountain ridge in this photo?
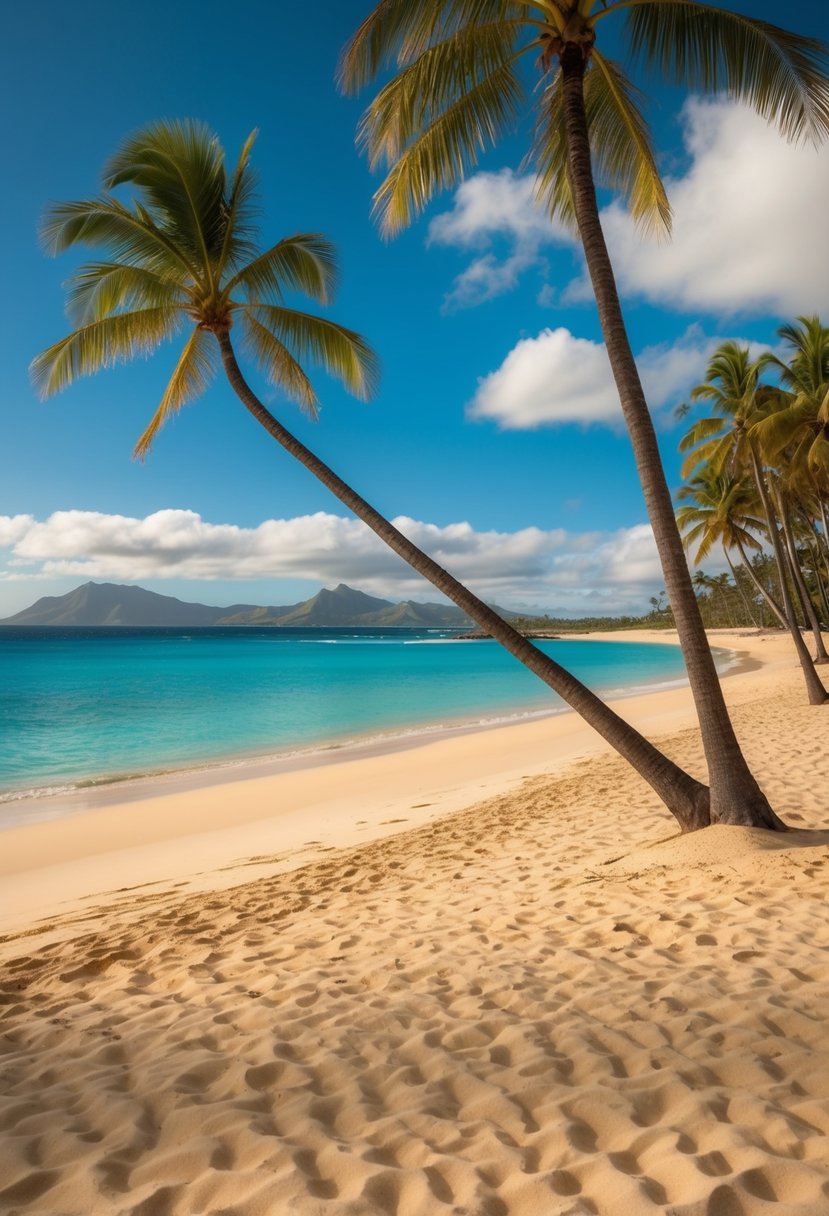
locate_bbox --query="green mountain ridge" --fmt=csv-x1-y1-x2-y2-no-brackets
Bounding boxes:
0,581,482,628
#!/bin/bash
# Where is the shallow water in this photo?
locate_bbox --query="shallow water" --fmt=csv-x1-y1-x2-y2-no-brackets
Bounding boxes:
0,626,689,805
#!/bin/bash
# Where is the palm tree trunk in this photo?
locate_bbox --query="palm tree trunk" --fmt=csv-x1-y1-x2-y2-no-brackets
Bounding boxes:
559,45,785,828
771,484,829,663
734,536,788,629
749,450,828,703
215,328,712,831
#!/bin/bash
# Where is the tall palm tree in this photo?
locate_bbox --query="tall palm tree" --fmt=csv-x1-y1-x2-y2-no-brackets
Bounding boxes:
339,4,829,826
680,341,829,703
32,119,719,831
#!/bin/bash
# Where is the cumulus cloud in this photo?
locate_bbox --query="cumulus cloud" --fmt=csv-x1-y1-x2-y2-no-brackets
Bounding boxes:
570,98,829,315
0,509,668,614
427,170,569,309
468,324,754,429
430,99,827,317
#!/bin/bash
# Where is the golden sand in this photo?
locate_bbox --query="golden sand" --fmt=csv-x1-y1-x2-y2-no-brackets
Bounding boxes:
1,630,827,1215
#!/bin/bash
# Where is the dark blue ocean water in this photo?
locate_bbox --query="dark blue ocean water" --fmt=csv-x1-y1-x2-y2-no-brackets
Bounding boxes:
0,626,689,803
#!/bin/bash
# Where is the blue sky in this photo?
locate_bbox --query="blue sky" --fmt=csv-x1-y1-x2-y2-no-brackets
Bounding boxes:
2,0,827,618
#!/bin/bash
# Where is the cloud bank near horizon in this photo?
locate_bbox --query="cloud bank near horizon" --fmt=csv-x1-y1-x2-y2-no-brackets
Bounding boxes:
0,509,676,615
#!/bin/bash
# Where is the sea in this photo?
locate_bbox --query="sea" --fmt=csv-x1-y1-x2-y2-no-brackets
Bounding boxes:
0,626,695,824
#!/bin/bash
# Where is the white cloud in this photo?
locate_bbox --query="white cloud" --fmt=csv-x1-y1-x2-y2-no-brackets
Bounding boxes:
0,509,668,614
467,324,755,430
469,327,617,427
430,99,827,317
574,98,829,315
427,169,569,309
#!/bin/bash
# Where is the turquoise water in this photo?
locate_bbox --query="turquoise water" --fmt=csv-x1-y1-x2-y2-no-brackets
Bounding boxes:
0,626,689,805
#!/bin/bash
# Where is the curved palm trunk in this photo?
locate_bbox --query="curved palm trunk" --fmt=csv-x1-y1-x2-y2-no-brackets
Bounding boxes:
215,329,711,831
733,536,788,629
559,46,785,828
749,450,828,703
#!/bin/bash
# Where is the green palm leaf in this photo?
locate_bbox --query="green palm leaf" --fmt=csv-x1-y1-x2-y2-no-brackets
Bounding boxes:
64,263,186,324
369,60,523,234
240,304,380,402
104,120,228,277
226,234,338,305
238,312,319,415
626,1,829,142
357,19,524,167
338,0,515,91
134,326,218,458
31,307,181,398
41,197,201,284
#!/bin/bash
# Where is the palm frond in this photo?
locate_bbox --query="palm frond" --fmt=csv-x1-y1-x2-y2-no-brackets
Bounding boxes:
626,1,829,143
369,61,523,234
534,51,670,235
104,120,228,276
240,304,380,402
64,263,185,324
214,130,261,280
40,197,201,284
750,398,810,460
133,326,218,458
680,432,734,479
226,234,338,305
357,19,524,168
30,308,181,399
238,313,319,416
338,0,515,92
678,415,726,451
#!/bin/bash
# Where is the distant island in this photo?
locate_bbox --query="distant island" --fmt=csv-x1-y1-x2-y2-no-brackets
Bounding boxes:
0,581,481,629
0,580,677,632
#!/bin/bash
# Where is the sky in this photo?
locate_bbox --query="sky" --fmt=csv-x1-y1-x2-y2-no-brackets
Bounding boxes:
1,0,828,619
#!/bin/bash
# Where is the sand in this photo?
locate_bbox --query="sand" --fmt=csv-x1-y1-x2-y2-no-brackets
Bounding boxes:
0,629,827,1215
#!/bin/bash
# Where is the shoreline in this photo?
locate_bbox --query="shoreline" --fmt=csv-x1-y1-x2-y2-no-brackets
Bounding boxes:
1,632,735,823
0,629,793,938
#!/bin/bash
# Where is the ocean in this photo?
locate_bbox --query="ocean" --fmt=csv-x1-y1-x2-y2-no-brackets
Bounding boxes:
0,626,692,816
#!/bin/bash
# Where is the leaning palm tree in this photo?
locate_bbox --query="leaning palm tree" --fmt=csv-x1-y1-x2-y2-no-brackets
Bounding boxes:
33,119,726,831
339,4,829,826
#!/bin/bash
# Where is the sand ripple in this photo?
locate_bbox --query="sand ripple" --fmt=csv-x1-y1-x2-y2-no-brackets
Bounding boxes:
1,671,828,1214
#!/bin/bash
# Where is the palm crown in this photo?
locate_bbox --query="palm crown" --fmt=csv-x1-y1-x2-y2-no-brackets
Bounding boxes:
339,1,829,236
31,120,378,456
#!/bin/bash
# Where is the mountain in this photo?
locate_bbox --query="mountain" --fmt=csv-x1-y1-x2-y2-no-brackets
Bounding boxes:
0,581,480,628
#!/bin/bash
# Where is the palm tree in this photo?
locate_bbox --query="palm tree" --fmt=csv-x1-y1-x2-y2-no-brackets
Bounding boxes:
32,119,719,831
676,467,786,627
339,1,829,828
680,341,829,703
755,316,829,571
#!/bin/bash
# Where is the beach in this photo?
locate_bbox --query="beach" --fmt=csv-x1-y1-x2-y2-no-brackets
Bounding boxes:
1,628,827,1214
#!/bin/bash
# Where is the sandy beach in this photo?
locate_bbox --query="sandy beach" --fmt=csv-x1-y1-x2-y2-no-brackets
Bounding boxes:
1,628,827,1215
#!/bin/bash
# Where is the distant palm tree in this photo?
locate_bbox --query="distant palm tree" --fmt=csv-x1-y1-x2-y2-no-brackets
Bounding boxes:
755,316,829,546
339,1,829,828
680,341,828,701
32,120,715,831
676,467,785,627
